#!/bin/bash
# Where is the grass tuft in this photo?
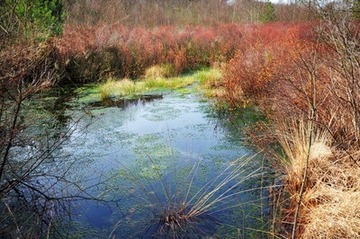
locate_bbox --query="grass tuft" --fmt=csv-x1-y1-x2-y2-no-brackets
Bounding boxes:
146,155,266,237
276,120,333,187
273,120,360,238
99,78,146,100
98,71,199,101
144,64,176,79
302,166,360,239
195,68,224,97
110,154,269,238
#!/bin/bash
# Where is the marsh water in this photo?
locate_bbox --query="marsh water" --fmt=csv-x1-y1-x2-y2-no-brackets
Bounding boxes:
47,87,272,238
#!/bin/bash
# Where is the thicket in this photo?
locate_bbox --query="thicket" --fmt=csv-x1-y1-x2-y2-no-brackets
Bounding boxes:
222,4,360,238
56,24,244,82
54,0,316,84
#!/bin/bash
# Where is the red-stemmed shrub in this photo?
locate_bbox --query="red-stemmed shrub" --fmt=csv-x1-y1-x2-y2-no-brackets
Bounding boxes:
222,23,317,110
55,23,247,82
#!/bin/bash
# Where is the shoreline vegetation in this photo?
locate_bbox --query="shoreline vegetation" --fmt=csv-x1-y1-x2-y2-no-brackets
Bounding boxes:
75,67,222,104
1,0,359,238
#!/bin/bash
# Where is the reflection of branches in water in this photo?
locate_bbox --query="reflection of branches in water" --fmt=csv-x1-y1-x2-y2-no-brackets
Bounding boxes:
109,154,274,238
1,115,86,237
0,53,116,237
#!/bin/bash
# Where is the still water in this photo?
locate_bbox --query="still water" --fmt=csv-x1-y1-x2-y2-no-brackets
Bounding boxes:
59,90,271,238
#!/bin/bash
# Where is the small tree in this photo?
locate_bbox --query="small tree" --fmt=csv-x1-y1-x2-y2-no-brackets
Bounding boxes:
260,0,276,23
1,0,64,42
352,0,360,19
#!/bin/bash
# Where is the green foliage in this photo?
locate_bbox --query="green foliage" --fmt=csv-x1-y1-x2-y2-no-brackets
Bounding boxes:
8,0,64,39
260,0,276,23
352,0,360,19
195,68,222,86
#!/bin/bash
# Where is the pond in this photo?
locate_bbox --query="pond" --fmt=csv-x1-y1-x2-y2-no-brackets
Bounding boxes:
55,88,272,238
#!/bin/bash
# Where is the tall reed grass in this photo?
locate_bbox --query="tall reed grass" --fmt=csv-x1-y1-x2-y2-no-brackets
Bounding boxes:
272,120,360,238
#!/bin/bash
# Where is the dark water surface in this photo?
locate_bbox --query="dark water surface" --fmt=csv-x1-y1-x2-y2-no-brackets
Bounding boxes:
57,90,272,238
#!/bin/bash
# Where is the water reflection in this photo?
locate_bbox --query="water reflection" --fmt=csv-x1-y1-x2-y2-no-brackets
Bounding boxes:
89,94,163,109
60,90,271,238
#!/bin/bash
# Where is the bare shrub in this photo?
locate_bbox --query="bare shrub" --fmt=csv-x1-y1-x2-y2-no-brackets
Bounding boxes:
222,23,315,108
56,24,245,82
220,7,359,238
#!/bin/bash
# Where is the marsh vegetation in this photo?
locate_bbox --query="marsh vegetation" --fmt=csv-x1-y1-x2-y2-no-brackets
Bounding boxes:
1,0,359,238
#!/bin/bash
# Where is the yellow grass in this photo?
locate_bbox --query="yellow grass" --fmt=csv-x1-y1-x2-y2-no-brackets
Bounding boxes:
276,120,333,185
98,71,196,100
274,120,360,238
99,78,146,100
144,64,176,79
302,158,360,239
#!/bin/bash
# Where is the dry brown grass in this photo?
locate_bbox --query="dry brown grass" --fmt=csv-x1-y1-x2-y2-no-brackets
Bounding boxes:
273,120,360,238
276,121,333,188
144,64,176,79
302,154,360,239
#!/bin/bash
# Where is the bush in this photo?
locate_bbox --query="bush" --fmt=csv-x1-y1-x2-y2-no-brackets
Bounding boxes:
55,24,245,83
222,23,311,108
220,17,360,239
4,0,63,40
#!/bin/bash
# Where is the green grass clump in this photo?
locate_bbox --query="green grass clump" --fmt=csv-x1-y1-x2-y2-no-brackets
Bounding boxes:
144,76,195,89
143,77,168,88
92,68,221,102
195,68,222,85
99,75,196,100
143,75,195,90
195,68,223,97
99,78,146,100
